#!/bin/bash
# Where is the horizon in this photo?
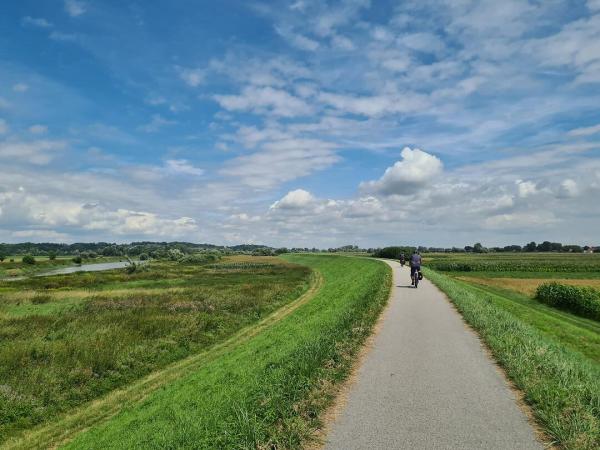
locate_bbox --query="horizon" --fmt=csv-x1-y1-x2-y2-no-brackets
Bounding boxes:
1,1,599,247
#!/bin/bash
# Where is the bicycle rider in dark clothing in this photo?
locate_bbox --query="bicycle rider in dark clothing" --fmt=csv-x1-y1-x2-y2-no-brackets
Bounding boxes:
399,253,405,266
410,250,421,285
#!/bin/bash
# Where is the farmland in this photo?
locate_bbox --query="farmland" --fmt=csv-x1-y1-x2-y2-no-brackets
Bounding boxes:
1,254,391,449
424,252,600,449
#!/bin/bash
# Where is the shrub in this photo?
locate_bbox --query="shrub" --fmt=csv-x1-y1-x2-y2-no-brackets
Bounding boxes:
0,254,5,262
48,252,57,261
22,255,35,265
178,254,221,265
372,246,415,259
72,256,83,264
536,282,600,321
139,253,149,261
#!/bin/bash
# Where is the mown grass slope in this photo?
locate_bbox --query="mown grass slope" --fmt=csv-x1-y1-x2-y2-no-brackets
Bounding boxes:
49,255,391,449
0,257,311,443
426,269,600,450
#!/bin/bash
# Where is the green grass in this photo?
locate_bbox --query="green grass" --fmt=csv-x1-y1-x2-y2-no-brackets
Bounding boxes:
426,269,600,449
451,280,600,364
8,255,390,449
0,257,312,444
424,252,600,273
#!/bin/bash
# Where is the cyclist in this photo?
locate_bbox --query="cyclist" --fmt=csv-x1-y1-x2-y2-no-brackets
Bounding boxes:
409,250,422,286
399,253,405,267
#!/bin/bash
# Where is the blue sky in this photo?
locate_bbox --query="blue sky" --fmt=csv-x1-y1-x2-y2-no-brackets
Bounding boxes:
1,0,599,247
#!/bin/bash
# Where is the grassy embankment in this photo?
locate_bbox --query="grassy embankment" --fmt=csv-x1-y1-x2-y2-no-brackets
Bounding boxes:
0,256,312,445
424,252,600,449
3,255,391,449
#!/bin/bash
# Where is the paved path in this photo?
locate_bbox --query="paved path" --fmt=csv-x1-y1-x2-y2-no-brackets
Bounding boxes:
324,260,543,450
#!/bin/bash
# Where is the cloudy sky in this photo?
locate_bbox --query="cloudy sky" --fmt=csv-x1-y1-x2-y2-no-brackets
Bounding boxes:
1,0,599,247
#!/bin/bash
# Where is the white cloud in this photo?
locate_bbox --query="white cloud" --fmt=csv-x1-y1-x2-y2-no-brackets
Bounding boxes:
275,26,320,51
22,16,53,28
516,180,537,198
138,114,176,133
0,119,7,135
214,86,313,117
0,139,67,165
13,83,29,92
29,124,48,134
399,32,446,55
557,178,579,198
568,123,600,137
588,0,600,11
271,189,315,209
319,91,429,117
164,159,204,176
361,147,443,195
178,67,205,87
331,34,355,50
64,0,86,17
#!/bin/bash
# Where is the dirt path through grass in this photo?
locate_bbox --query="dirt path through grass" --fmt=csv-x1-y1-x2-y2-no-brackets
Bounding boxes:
2,270,323,450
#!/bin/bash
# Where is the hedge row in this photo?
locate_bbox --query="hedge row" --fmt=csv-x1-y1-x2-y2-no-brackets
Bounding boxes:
535,282,600,321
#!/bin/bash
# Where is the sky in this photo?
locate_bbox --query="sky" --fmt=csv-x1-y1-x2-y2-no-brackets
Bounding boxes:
0,0,599,248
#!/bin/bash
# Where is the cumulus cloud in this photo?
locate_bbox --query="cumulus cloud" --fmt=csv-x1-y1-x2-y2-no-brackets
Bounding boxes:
214,86,313,117
270,189,315,209
516,180,537,198
557,178,579,198
361,147,443,195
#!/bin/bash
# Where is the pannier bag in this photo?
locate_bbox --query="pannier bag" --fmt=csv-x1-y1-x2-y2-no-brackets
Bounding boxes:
418,272,423,280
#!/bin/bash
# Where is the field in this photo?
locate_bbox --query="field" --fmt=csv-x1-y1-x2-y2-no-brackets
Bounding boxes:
0,255,313,444
424,252,600,449
1,254,391,449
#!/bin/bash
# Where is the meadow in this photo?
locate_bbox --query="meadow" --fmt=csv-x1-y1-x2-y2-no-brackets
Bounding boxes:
424,252,600,449
0,255,312,444
1,254,391,449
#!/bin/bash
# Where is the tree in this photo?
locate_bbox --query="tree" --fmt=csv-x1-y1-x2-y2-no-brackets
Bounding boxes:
537,241,552,252
0,254,5,262
48,252,57,261
139,253,149,261
72,256,82,264
524,241,537,252
22,255,35,265
473,243,485,253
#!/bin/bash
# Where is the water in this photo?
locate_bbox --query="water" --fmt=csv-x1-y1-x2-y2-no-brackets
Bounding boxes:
36,261,140,276
1,261,144,281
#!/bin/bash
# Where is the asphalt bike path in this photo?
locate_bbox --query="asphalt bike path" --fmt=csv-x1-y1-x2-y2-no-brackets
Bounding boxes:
324,260,543,450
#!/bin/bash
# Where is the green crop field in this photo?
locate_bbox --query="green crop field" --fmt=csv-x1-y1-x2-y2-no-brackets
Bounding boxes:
423,252,600,449
1,254,391,449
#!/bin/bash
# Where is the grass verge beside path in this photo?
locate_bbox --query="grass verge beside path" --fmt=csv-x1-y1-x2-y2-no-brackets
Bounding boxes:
426,269,600,450
9,255,391,449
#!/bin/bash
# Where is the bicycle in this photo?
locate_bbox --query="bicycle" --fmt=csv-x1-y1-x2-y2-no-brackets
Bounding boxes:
411,268,422,288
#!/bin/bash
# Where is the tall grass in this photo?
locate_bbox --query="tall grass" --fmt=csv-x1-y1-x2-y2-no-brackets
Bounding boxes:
55,255,391,449
426,269,600,449
0,258,311,443
536,283,600,321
